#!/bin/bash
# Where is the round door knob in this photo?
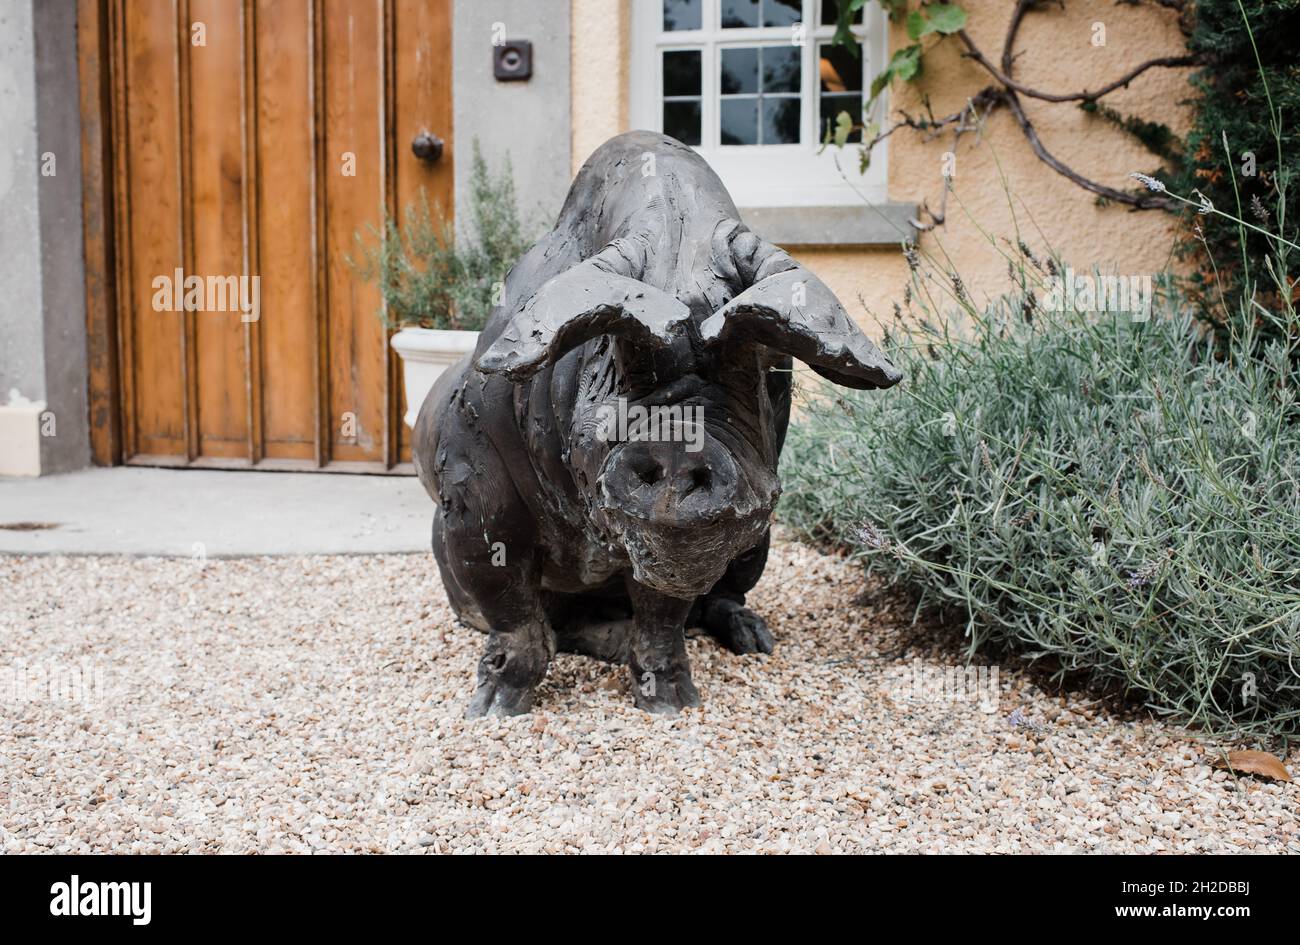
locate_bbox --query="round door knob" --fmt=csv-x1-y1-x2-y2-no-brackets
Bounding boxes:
412,132,444,163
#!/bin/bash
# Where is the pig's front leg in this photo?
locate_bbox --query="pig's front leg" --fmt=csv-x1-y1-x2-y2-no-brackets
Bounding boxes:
692,532,775,655
626,579,700,714
428,432,555,719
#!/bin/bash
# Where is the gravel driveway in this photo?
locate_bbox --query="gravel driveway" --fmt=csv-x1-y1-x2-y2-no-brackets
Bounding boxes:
2,539,1295,853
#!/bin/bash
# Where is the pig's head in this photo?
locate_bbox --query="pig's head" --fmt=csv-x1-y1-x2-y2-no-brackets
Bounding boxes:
475,220,901,598
585,365,779,597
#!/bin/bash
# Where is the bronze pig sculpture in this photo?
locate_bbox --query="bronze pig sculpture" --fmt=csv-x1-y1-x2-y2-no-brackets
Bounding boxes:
414,131,900,717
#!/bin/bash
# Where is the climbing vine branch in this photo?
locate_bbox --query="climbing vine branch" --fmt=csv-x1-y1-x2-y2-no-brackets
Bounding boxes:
829,0,1207,221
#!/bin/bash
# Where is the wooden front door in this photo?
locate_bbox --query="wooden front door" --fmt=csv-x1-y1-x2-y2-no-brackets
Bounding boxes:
101,0,451,471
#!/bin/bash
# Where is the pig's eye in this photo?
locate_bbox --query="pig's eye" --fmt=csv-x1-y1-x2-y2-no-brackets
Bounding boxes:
691,468,712,492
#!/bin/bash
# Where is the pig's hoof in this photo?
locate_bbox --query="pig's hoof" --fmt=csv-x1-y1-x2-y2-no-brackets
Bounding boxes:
705,601,774,655
465,680,535,718
465,641,546,718
630,665,701,715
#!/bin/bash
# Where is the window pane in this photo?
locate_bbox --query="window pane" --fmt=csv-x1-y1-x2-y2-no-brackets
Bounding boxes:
721,98,759,145
820,0,863,26
762,97,800,143
820,94,861,143
663,100,702,145
819,42,862,93
662,49,701,96
662,0,701,31
762,0,802,27
762,45,800,94
720,47,759,94
720,0,759,28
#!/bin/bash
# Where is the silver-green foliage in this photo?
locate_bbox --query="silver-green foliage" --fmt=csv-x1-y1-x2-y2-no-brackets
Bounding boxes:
353,142,535,331
780,279,1300,738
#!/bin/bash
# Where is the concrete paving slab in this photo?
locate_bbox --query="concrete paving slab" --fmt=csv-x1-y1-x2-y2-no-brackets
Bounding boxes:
0,467,432,556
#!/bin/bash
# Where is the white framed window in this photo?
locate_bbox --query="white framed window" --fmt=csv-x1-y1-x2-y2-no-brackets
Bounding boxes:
629,0,889,208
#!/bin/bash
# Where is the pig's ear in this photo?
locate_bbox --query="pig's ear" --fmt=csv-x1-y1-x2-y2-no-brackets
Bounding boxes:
476,256,692,382
701,252,902,391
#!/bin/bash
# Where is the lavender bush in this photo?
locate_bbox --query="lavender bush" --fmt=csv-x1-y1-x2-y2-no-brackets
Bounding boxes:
781,248,1300,739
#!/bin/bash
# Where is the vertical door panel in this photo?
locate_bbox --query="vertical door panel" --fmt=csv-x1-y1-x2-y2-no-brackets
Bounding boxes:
256,0,318,461
322,0,386,464
122,0,186,459
189,0,250,459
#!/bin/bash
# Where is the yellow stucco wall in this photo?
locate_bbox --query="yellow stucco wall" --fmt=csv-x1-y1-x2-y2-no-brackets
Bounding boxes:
570,0,1194,332
571,0,632,178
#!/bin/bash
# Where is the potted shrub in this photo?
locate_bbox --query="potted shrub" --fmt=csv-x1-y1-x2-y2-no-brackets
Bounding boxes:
354,144,534,427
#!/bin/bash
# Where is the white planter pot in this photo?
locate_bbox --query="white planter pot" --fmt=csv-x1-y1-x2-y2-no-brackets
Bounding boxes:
390,327,480,428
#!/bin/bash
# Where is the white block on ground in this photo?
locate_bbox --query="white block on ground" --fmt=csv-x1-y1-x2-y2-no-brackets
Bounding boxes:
0,400,45,477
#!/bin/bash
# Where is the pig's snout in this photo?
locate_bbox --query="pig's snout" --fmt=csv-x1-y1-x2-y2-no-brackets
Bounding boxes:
596,435,778,596
599,438,746,528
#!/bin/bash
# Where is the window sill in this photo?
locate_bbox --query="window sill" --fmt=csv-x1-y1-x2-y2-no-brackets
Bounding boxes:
738,203,918,248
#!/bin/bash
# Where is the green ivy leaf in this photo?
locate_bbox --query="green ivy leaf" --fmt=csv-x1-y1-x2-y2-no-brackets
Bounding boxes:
867,44,922,105
833,110,854,147
925,4,968,35
833,0,869,55
894,58,919,82
869,69,892,102
906,10,927,40
892,44,922,82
